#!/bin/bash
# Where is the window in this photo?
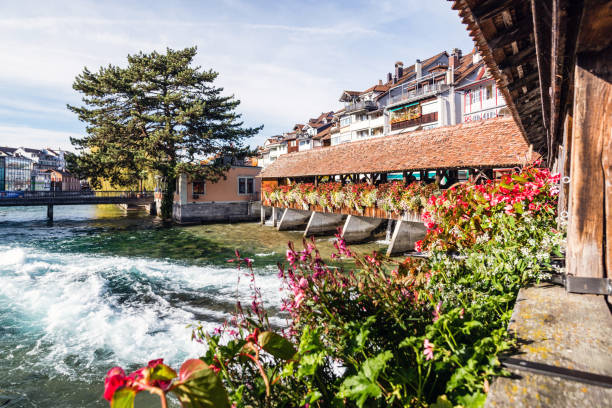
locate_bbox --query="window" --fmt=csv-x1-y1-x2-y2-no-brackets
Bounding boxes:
485,84,493,100
340,117,351,127
471,89,480,104
238,177,254,195
193,181,205,195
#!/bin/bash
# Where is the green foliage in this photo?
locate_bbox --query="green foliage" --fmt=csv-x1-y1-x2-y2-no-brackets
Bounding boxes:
338,351,393,407
258,331,297,361
172,361,230,408
111,389,136,408
68,46,261,218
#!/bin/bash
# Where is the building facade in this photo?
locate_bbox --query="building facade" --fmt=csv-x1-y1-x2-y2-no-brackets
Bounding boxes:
0,155,32,192
172,165,262,223
257,47,508,158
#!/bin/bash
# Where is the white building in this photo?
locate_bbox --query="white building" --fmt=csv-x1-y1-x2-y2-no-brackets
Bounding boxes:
258,136,287,169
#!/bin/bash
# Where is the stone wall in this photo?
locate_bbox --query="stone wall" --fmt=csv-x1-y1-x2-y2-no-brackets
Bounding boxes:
173,201,261,224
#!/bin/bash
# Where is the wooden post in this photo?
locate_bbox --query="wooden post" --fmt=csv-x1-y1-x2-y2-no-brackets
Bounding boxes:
566,52,611,278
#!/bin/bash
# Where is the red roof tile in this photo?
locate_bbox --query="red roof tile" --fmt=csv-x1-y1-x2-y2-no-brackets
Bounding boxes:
260,117,533,178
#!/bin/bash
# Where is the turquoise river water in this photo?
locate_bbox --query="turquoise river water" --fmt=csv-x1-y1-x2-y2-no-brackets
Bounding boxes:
0,205,387,407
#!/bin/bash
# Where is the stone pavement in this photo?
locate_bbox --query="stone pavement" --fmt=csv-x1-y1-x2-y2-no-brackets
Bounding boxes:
486,284,612,407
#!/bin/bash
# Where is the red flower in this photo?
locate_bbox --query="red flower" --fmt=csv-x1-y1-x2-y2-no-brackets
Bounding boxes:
246,328,260,344
104,367,127,401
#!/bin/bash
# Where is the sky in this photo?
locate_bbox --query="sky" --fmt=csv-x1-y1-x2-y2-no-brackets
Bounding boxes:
0,0,474,151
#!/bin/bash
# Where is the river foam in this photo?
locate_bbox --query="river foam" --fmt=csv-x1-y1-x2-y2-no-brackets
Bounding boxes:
0,244,284,381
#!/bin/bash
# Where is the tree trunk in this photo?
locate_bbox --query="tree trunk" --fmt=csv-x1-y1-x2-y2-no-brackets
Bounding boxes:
161,175,176,220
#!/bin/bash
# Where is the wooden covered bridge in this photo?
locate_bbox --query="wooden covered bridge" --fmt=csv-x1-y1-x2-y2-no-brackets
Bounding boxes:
258,117,532,254
449,0,611,406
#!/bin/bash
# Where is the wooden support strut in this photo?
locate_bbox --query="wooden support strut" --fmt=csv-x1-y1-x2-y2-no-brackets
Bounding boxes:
566,50,611,279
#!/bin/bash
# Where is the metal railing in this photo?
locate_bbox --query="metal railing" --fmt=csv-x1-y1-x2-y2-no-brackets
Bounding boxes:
0,190,153,201
388,83,448,107
344,100,378,113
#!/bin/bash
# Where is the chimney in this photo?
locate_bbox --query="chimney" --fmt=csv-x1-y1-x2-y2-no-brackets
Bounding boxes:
415,59,422,80
449,48,462,69
378,79,383,85
387,72,393,83
394,61,404,81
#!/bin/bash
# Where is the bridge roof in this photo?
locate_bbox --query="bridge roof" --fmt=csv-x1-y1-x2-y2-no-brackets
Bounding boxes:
259,117,533,179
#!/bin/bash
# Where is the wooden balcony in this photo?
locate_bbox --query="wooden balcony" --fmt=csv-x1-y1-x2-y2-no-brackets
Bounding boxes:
390,112,438,131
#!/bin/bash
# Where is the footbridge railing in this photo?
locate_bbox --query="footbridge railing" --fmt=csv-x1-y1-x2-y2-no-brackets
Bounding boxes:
0,190,154,206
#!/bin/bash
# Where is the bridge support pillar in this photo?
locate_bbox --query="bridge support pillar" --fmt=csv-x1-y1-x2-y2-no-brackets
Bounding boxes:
47,204,53,221
268,206,279,227
304,212,344,237
386,220,426,256
277,208,310,231
341,215,383,243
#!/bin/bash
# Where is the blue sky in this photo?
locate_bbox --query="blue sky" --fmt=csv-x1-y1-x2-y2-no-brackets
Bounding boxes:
0,0,474,151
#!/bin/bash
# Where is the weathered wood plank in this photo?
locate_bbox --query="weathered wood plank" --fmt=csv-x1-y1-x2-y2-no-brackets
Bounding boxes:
488,22,533,50
603,129,612,277
566,51,612,278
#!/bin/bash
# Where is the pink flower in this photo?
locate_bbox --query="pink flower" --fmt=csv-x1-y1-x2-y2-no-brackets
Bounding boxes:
423,339,434,361
433,301,442,322
298,277,308,289
294,291,305,306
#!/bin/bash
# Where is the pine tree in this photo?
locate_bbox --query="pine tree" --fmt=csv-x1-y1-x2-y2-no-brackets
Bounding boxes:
68,47,261,219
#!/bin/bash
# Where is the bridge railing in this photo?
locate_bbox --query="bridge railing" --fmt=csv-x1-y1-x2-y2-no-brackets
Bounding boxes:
0,191,154,200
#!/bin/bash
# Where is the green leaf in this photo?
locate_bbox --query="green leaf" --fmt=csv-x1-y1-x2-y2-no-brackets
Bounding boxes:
338,375,382,408
258,331,297,360
431,394,453,408
111,388,136,408
457,391,487,407
179,359,207,382
172,360,230,408
362,350,393,381
338,351,393,408
461,320,484,334
150,363,177,382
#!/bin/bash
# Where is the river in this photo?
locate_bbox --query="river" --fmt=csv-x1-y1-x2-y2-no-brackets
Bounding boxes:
0,205,387,407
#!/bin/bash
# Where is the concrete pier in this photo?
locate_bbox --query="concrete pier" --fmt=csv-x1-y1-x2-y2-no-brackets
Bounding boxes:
277,208,311,231
303,212,345,236
341,215,384,243
386,219,427,255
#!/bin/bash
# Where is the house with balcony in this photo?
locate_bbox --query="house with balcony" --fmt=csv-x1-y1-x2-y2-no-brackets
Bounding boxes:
332,84,388,145
380,49,504,135
455,52,508,123
380,52,455,134
258,135,287,169
303,112,334,149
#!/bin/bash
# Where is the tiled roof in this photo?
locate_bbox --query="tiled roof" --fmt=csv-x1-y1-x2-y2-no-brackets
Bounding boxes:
260,117,532,178
313,126,331,140
0,146,17,155
361,84,390,94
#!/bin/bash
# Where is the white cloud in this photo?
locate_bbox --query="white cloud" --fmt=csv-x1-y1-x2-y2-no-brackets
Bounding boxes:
0,126,80,151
